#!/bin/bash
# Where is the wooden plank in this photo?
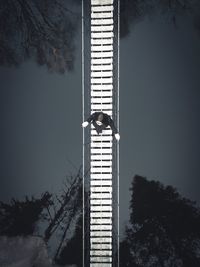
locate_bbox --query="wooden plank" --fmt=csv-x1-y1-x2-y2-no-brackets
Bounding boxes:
91,77,113,83
90,207,112,213
91,98,112,104
91,84,113,90
90,243,112,249
91,0,113,5
90,219,112,225
91,31,114,38
91,164,112,169
91,51,113,58
90,165,112,172
90,173,112,179
90,147,112,152
91,12,113,19
91,91,113,96
91,142,112,148
91,180,112,186
90,193,112,199
91,38,113,45
91,6,114,12
90,150,112,154
90,224,112,231
91,18,113,25
91,71,113,77
90,250,112,256
91,104,113,110
91,25,113,32
91,58,113,64
90,205,112,212
91,64,113,71
90,256,112,264
90,262,112,267
91,45,113,52
90,231,112,237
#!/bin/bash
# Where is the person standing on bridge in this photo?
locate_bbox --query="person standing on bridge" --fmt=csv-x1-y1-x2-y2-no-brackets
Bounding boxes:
82,112,120,141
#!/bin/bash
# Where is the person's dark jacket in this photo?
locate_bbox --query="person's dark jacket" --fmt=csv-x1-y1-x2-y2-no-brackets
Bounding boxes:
86,112,118,134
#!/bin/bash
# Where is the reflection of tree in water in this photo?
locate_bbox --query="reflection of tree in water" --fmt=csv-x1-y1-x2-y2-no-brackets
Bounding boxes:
1,0,200,74
120,175,200,267
0,0,81,73
120,0,200,37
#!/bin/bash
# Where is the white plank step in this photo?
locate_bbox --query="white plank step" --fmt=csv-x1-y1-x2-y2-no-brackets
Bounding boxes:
91,6,114,12
91,58,113,64
91,51,113,58
91,77,113,83
91,31,114,38
90,173,112,179
90,154,112,157
91,264,112,267
91,91,113,97
90,154,112,160
90,250,112,256
91,104,112,110
91,38,113,45
91,164,112,169
91,17,113,25
91,152,112,157
90,232,112,238
90,193,112,199
91,71,113,77
90,165,112,170
90,187,112,194
90,237,112,243
90,206,112,212
90,218,112,225
90,205,112,211
90,264,112,267
90,225,112,231
91,142,112,148
91,25,113,32
91,98,112,104
90,243,112,249
91,166,112,172
91,12,113,19
90,161,112,167
91,45,113,52
91,84,113,90
90,257,112,264
91,143,112,148
91,98,112,103
91,64,113,71
91,0,113,5
91,180,112,186
91,135,112,140
91,18,113,25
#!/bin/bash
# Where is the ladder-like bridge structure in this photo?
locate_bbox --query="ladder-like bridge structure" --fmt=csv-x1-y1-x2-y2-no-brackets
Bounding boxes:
82,0,120,266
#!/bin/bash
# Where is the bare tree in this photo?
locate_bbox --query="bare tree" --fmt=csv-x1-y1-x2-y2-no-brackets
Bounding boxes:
42,167,84,261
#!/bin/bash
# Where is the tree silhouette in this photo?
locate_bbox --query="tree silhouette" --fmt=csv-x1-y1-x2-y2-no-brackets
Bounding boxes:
0,169,85,263
120,175,200,266
0,192,52,236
